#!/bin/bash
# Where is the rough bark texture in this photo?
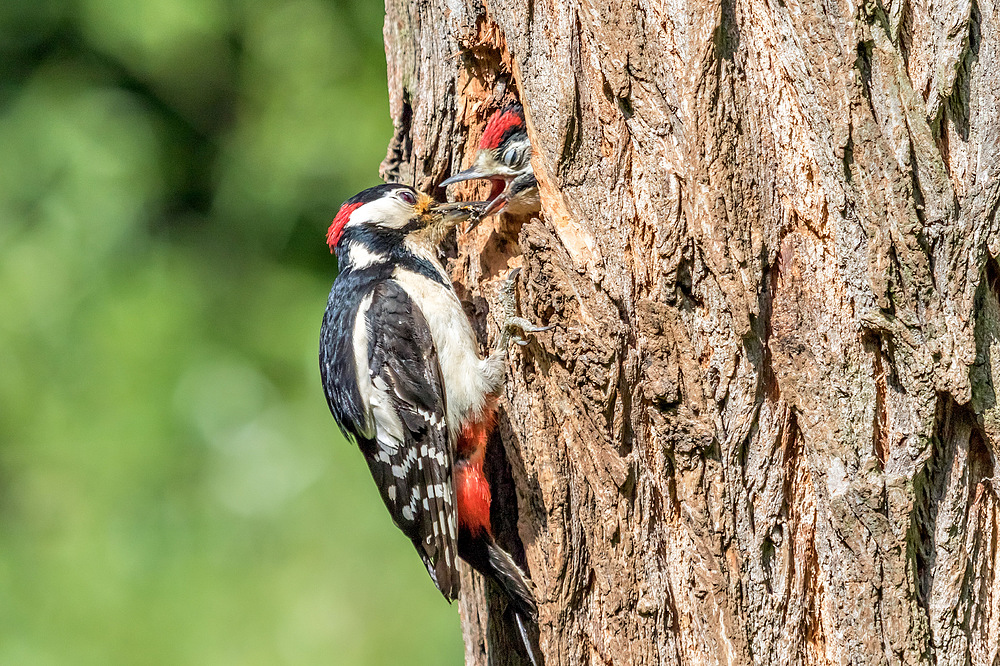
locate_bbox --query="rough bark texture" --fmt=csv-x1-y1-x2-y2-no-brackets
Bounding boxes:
380,0,1000,664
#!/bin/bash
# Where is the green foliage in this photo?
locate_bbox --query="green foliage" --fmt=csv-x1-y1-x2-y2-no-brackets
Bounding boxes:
0,1,463,663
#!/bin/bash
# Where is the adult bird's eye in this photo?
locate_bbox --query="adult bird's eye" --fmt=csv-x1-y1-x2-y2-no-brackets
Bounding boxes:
502,147,519,167
398,190,417,205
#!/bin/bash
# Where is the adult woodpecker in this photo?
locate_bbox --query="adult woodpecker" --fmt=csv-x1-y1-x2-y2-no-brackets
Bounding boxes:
319,183,543,659
441,103,540,218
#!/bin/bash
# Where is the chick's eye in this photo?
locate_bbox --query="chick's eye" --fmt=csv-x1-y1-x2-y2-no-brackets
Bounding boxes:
502,147,519,166
398,190,417,205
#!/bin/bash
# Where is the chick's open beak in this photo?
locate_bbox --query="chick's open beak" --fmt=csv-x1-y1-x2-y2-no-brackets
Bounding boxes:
440,167,509,218
480,192,509,218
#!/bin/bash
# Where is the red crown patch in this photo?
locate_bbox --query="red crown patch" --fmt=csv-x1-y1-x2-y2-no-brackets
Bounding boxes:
478,108,524,150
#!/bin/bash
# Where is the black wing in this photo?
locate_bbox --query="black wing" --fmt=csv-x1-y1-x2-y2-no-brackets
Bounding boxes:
320,267,381,442
363,280,459,600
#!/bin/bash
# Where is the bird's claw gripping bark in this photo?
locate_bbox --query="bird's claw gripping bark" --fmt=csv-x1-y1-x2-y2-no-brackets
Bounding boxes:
496,268,553,350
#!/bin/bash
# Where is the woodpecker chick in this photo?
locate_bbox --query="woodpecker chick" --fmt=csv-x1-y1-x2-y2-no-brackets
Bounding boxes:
441,103,540,218
319,183,545,647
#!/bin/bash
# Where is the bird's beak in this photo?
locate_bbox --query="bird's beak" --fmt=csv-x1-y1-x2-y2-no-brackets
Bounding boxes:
439,166,491,187
429,200,488,230
479,192,509,218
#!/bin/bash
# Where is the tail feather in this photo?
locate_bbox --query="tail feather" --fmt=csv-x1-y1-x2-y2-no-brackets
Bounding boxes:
485,540,537,620
514,609,541,666
484,540,541,664
460,533,541,663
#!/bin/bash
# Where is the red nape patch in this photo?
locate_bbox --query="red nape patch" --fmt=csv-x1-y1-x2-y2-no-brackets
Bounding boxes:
478,108,524,150
456,462,493,537
326,201,363,251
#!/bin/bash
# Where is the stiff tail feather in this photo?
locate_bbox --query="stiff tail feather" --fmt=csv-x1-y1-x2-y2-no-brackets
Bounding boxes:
514,609,541,666
485,540,540,665
485,539,537,620
460,534,541,664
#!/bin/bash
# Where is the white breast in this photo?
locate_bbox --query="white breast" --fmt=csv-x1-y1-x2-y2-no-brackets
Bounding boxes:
392,263,492,432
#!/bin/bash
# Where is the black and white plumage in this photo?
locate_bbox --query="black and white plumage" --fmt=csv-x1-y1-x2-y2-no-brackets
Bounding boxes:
320,183,484,600
323,280,461,594
362,279,457,592
441,103,540,218
318,181,544,599
320,182,548,663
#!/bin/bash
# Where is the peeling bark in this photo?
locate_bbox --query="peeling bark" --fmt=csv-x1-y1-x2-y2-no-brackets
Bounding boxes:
381,0,1000,663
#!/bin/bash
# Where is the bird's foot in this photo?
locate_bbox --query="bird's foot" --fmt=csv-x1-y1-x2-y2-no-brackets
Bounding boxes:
496,268,553,349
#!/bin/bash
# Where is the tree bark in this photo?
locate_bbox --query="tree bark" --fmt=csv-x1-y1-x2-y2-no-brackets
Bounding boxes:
380,0,1000,664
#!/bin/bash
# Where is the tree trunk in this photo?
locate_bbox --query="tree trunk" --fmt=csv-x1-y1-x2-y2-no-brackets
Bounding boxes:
380,0,1000,664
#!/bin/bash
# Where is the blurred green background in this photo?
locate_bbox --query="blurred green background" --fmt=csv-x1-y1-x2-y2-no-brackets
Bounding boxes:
0,0,464,663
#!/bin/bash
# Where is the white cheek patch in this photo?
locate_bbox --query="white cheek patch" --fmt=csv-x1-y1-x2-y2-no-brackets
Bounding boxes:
347,197,413,231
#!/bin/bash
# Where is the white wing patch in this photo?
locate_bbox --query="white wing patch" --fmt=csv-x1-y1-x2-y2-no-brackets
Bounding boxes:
352,292,376,439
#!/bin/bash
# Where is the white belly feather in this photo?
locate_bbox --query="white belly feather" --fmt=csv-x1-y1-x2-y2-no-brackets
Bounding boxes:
391,266,491,432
